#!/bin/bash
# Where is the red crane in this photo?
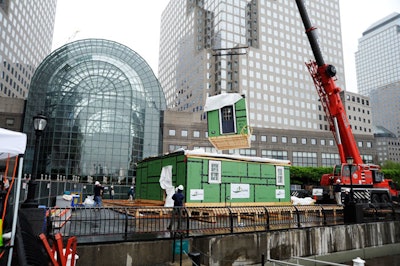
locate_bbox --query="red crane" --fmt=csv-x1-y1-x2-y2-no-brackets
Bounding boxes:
294,0,398,203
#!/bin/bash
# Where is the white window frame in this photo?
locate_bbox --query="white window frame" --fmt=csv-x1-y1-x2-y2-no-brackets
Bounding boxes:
208,160,221,184
276,166,285,185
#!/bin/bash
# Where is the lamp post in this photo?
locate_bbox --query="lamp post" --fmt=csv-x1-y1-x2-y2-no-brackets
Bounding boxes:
22,113,48,208
346,156,354,204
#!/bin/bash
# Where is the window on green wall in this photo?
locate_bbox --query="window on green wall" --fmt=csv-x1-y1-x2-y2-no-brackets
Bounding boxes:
208,160,221,184
276,166,284,185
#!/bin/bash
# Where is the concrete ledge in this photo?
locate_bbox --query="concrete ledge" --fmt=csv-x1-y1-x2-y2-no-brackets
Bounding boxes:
76,221,400,266
296,243,400,266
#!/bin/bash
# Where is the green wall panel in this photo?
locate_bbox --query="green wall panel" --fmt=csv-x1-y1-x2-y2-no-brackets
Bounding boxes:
247,163,262,178
235,99,248,134
255,186,279,202
136,151,291,204
202,183,224,203
207,110,220,137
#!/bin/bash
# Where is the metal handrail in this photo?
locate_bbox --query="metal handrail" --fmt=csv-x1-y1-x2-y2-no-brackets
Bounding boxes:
292,256,349,266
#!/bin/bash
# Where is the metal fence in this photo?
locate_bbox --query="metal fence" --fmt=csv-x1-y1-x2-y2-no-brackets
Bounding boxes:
14,181,399,244
17,179,132,206
32,204,349,244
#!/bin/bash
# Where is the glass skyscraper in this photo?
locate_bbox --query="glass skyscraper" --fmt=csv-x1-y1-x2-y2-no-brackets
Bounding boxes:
355,13,400,96
0,0,57,99
23,39,166,182
158,0,346,132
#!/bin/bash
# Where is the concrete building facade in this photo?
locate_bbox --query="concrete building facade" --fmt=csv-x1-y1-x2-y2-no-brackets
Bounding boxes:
163,109,376,167
158,0,347,133
159,0,377,166
0,0,57,99
0,96,24,131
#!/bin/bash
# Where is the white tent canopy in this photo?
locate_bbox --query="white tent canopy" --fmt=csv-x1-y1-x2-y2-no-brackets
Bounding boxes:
0,128,27,159
0,127,27,266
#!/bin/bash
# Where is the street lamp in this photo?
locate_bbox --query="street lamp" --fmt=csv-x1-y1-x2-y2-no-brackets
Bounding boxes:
22,113,48,208
346,156,354,204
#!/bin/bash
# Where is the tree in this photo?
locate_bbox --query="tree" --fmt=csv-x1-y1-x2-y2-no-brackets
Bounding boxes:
290,166,331,186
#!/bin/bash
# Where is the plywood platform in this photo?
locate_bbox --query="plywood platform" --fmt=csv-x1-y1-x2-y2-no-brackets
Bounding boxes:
103,199,164,207
208,133,251,150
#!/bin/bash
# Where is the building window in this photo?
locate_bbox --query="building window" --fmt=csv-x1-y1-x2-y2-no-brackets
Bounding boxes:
208,160,221,184
321,139,325,145
292,151,317,166
229,149,257,156
276,166,284,185
169,144,187,152
282,136,287,143
261,135,267,142
261,150,288,160
322,153,340,167
181,130,188,137
169,129,176,136
311,138,316,145
193,131,200,138
301,138,307,144
5,118,15,126
271,136,277,142
291,137,297,144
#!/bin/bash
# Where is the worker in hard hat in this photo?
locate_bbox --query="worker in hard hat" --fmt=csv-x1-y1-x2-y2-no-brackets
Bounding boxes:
168,185,185,230
127,186,135,201
334,179,342,205
109,185,115,200
94,181,104,209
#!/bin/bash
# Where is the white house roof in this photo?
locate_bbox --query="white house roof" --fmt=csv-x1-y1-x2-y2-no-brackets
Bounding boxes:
185,149,291,166
203,93,244,112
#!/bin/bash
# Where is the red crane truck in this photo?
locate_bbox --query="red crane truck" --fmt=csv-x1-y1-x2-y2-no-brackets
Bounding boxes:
294,0,399,204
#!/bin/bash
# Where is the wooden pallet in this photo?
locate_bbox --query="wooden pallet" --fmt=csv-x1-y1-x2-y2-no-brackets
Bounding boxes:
208,133,251,150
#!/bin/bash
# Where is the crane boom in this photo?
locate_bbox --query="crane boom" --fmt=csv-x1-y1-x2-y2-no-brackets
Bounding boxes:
294,0,363,165
292,1,400,205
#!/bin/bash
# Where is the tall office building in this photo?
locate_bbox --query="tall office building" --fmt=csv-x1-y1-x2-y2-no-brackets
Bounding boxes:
355,13,400,163
0,0,57,99
159,0,377,166
355,13,400,96
158,0,346,133
370,82,400,137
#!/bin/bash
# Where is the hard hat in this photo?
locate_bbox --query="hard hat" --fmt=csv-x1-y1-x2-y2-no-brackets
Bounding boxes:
336,179,341,183
95,181,100,185
178,185,184,191
130,186,134,189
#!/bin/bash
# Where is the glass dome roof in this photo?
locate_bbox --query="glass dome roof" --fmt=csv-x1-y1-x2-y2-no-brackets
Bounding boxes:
23,39,166,182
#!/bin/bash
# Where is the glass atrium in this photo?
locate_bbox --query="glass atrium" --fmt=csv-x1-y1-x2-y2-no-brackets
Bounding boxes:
23,39,166,182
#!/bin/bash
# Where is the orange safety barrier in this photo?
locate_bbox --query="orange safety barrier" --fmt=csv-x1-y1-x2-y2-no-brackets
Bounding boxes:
39,233,77,266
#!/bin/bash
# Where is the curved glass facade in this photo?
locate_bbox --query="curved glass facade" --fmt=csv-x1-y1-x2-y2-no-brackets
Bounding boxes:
23,39,166,181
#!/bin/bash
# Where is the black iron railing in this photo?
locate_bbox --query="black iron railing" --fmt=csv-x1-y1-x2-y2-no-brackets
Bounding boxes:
38,205,345,243
24,203,398,244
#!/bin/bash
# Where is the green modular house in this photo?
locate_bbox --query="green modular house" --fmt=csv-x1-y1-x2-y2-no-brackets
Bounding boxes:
204,93,251,150
135,149,291,206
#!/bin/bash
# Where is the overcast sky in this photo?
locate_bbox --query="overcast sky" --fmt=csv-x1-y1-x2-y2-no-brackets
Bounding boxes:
52,0,400,93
